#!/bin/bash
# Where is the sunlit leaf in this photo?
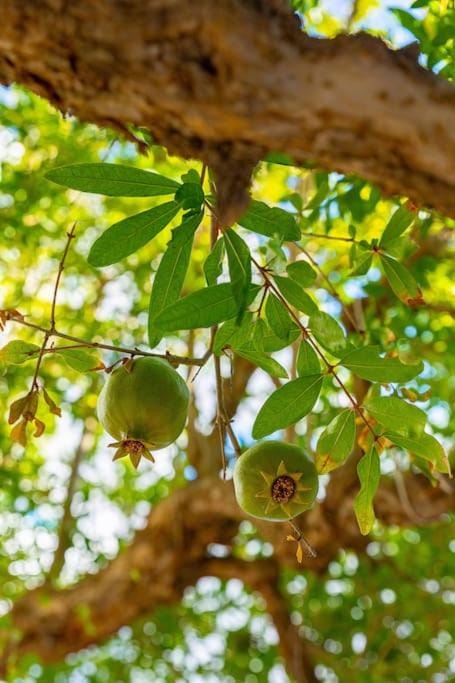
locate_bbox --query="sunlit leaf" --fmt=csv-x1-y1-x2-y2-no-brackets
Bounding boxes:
252,374,323,438
235,349,288,379
354,448,380,535
273,275,318,315
364,396,426,436
286,260,317,287
204,238,225,286
0,340,39,365
340,346,423,382
88,201,180,267
265,293,299,342
56,348,100,373
224,228,252,321
296,340,321,376
309,311,346,356
238,200,300,241
46,163,180,196
384,431,450,474
316,409,356,473
379,205,415,246
380,254,424,306
148,211,203,346
154,284,260,331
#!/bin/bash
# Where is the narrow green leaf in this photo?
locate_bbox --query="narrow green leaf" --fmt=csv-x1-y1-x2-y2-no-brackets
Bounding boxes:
364,396,426,436
384,431,450,475
238,200,300,241
351,250,372,276
0,340,39,365
88,201,180,267
56,348,99,372
286,260,317,287
296,340,321,376
316,409,356,474
148,211,203,346
252,374,323,439
251,319,300,353
354,449,380,535
213,314,254,355
379,206,415,246
341,346,423,383
224,228,252,320
235,349,288,379
380,254,423,305
204,238,225,286
46,163,180,196
265,294,299,341
273,275,318,315
309,311,346,356
154,283,260,331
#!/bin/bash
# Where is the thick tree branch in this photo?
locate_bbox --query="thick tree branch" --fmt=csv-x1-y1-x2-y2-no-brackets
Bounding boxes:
0,1,454,220
5,469,453,669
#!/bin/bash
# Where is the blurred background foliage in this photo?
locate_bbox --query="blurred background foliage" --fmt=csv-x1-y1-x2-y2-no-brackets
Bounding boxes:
0,0,454,681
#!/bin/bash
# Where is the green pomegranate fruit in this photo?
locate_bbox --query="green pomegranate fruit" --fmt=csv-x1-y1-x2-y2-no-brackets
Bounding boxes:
233,440,318,521
97,357,189,467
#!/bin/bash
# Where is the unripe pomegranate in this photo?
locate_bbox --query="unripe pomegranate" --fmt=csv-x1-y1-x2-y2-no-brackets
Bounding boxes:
233,440,318,521
97,357,189,467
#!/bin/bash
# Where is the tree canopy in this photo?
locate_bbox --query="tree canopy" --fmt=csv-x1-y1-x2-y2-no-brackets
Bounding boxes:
0,1,454,682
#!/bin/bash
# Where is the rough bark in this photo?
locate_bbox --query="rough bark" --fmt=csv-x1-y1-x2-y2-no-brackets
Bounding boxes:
0,0,454,221
6,470,453,668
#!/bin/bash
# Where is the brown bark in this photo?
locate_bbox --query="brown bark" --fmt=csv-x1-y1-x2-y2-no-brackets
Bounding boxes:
5,470,453,669
0,0,454,221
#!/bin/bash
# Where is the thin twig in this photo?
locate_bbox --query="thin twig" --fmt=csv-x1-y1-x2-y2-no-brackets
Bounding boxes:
300,231,356,243
50,223,77,332
251,256,377,440
12,317,210,367
297,244,360,333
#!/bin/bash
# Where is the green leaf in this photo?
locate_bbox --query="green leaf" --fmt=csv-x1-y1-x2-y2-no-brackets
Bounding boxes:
56,348,99,372
286,260,317,287
379,206,415,246
46,163,180,196
224,228,252,321
175,182,204,210
309,311,346,356
380,254,423,305
273,275,318,315
265,294,299,341
384,431,450,475
148,211,203,346
204,238,225,286
340,346,423,383
296,340,321,376
154,283,260,331
251,319,300,353
88,201,180,267
235,349,288,379
316,409,356,474
238,200,300,241
252,374,323,439
351,250,372,276
354,449,380,535
0,340,39,365
364,396,426,436
213,314,254,355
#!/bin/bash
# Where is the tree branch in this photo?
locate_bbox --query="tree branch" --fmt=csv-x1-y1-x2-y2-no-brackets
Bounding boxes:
5,469,453,670
0,1,454,219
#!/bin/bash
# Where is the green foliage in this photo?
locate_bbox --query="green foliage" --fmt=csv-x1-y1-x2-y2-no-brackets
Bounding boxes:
0,4,454,674
316,409,356,474
252,374,323,439
354,448,381,535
